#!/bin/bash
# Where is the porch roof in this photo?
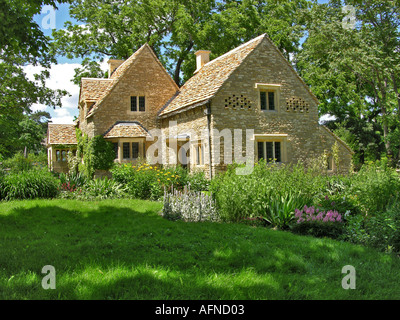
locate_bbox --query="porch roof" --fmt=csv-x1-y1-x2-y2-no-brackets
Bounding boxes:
103,121,151,139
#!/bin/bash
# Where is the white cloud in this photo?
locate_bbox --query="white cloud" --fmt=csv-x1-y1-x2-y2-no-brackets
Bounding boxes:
319,113,337,124
23,62,83,124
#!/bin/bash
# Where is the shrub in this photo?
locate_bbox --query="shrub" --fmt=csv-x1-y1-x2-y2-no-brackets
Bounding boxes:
210,161,323,225
111,162,193,200
2,152,32,173
60,177,128,200
346,161,400,214
80,178,128,200
1,169,59,200
163,187,219,222
58,172,87,192
341,204,400,253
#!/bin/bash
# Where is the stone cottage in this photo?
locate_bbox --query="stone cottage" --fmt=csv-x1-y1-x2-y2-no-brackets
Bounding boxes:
47,34,353,176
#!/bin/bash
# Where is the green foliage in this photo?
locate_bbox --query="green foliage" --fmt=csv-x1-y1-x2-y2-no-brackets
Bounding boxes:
342,206,400,254
52,0,309,86
346,160,400,214
80,178,128,200
111,162,208,201
1,151,48,173
0,168,59,200
75,130,115,178
291,220,344,239
297,0,400,165
210,161,321,225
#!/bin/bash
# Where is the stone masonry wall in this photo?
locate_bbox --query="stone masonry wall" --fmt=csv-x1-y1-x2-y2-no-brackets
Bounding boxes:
209,38,353,175
83,46,178,138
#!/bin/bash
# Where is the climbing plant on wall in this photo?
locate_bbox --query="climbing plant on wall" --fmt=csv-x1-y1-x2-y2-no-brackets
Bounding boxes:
74,128,115,178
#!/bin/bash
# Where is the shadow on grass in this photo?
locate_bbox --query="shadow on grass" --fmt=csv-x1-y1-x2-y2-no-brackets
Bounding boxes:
0,200,399,299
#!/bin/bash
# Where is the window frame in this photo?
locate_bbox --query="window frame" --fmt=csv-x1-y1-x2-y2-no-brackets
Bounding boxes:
255,83,280,112
130,95,146,112
195,144,205,166
257,141,281,163
254,134,287,164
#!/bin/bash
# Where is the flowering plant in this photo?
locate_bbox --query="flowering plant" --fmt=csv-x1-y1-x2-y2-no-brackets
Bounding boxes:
295,205,342,223
291,205,344,239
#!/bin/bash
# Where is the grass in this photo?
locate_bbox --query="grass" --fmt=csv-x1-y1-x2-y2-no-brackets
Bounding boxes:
0,198,400,299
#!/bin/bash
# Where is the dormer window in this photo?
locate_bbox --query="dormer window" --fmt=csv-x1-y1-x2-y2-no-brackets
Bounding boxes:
131,96,145,112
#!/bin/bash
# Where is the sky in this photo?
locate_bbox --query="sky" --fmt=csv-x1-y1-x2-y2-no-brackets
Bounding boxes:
26,1,333,125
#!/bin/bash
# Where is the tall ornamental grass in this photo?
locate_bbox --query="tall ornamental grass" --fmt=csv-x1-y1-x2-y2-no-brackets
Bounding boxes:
209,161,324,226
0,169,59,200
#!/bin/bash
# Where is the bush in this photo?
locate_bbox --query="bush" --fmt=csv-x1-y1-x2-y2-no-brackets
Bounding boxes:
81,178,128,200
60,177,128,200
341,204,400,253
1,169,59,200
210,161,323,225
111,162,203,200
346,161,400,214
1,152,48,174
58,172,88,192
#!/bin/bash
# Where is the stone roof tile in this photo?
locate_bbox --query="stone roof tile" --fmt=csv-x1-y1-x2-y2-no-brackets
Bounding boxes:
103,121,151,139
47,124,77,145
158,34,266,117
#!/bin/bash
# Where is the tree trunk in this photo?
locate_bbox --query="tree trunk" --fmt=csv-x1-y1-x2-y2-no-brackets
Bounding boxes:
173,41,194,87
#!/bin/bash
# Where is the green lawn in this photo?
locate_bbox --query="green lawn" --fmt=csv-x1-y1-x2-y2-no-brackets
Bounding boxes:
0,198,399,299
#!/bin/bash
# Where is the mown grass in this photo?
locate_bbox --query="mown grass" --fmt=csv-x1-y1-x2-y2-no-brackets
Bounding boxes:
0,199,399,300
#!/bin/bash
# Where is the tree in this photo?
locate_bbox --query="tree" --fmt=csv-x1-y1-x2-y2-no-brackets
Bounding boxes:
0,0,70,158
296,0,400,166
52,0,310,86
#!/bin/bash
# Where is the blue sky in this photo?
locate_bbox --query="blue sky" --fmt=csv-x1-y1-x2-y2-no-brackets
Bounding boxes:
28,0,333,124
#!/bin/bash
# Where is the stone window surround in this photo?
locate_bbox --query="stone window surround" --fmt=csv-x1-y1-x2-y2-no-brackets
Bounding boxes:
130,95,146,113
255,83,281,112
253,134,287,163
107,138,145,162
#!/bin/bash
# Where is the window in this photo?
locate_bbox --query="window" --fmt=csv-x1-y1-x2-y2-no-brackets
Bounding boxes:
260,91,275,111
195,144,205,165
131,96,145,112
132,142,139,159
130,96,137,112
123,142,130,159
327,155,333,171
56,150,68,162
113,143,119,159
139,96,145,112
257,141,281,163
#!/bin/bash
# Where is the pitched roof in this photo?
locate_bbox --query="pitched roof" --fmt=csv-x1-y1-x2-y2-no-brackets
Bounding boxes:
103,121,151,139
158,34,266,117
85,44,179,119
158,33,320,118
47,124,77,145
79,78,115,103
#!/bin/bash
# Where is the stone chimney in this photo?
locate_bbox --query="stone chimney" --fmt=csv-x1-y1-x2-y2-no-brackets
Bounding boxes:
107,59,125,78
194,50,211,73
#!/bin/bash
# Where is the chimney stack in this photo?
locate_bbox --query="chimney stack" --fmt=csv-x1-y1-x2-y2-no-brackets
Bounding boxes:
107,59,125,78
194,50,211,73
